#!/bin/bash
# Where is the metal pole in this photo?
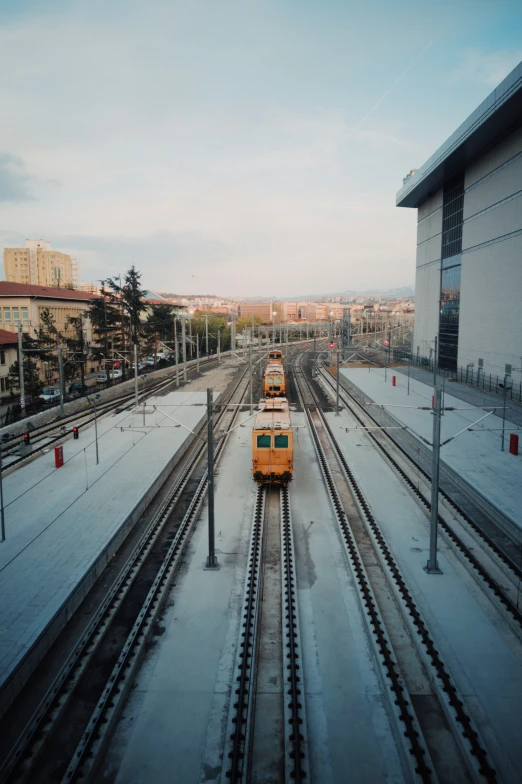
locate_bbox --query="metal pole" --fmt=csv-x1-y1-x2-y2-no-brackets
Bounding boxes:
217,329,221,363
205,387,218,569
501,377,507,451
426,386,442,574
433,335,438,387
196,334,200,373
0,446,5,542
189,319,193,359
134,343,139,409
205,314,209,356
182,316,187,382
336,339,340,415
249,340,253,414
57,345,65,417
18,324,25,419
407,359,411,395
94,400,99,465
174,318,179,387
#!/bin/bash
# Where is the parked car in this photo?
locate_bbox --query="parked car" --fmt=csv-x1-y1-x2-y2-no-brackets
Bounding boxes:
39,388,61,404
11,395,44,414
112,369,122,379
145,357,155,366
68,381,87,395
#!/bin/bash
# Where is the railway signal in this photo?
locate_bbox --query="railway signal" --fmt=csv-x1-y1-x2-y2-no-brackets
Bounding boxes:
73,426,79,440
23,432,30,446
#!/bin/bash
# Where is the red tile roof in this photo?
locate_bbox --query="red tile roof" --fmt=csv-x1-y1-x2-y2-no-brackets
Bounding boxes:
0,329,19,345
0,281,100,301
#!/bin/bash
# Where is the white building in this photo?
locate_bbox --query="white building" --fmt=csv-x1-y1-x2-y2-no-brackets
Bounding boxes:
397,61,522,385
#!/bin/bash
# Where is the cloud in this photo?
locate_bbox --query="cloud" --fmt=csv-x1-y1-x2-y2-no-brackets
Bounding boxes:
0,152,61,202
448,49,522,87
0,152,36,202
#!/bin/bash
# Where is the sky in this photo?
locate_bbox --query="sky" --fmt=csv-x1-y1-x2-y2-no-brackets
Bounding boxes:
1,0,521,297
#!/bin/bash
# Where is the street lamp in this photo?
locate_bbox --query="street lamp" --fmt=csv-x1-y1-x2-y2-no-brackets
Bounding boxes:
87,393,101,465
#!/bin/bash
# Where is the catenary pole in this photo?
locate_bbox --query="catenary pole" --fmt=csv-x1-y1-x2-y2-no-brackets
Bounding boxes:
426,385,442,573
57,344,65,417
174,317,179,387
134,344,139,409
205,313,209,356
18,324,25,418
196,334,200,373
205,387,218,569
217,329,221,363
336,335,340,415
0,445,5,541
433,335,438,387
182,316,187,382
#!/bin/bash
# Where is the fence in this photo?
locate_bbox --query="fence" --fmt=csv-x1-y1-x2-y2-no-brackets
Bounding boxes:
392,349,522,405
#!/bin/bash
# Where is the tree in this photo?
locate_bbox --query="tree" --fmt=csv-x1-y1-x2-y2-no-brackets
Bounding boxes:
100,266,147,380
8,358,44,397
236,315,262,332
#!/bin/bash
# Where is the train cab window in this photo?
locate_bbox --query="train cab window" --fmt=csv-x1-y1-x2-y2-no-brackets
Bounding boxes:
257,434,271,448
274,434,289,448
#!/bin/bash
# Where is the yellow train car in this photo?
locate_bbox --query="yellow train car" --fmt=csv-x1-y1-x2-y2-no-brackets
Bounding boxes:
267,349,283,364
263,363,287,398
252,398,293,485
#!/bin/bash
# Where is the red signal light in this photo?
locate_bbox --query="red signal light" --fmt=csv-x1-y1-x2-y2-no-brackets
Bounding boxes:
73,427,79,440
23,432,30,446
329,342,334,349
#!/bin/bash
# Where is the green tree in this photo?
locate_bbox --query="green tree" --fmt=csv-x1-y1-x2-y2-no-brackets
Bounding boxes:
8,358,44,398
101,266,147,380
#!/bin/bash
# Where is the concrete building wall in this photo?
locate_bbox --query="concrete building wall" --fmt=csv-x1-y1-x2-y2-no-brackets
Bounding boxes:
459,233,522,379
413,186,443,360
412,125,522,382
413,261,440,357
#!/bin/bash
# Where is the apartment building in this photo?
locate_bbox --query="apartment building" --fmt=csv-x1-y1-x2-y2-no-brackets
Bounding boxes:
3,240,75,288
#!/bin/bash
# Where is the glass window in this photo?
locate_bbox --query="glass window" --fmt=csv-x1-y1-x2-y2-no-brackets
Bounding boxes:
12,307,19,324
21,307,28,323
274,434,288,448
256,434,271,448
439,265,461,370
0,351,5,366
3,308,10,324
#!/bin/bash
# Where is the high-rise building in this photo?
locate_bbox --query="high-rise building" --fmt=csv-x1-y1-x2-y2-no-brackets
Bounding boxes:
396,61,522,383
3,240,75,288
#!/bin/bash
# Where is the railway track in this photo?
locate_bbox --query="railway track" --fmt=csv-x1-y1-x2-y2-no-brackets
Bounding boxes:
315,360,522,633
222,484,307,783
1,354,222,472
292,351,496,783
0,359,259,784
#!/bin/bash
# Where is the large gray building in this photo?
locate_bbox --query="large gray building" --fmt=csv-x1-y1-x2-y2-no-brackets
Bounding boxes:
397,61,522,385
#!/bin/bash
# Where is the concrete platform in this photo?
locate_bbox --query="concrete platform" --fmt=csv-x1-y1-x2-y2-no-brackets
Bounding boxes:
0,389,217,716
340,367,522,528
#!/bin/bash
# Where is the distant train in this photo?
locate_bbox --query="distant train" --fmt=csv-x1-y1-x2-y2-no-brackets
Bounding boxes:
267,349,284,364
252,397,293,485
263,363,287,398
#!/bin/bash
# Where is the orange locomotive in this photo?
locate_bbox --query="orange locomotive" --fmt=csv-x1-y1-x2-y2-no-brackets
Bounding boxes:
267,349,284,364
263,363,287,398
252,398,293,485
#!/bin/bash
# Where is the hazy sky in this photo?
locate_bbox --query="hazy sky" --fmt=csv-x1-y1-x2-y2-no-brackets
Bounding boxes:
1,0,521,296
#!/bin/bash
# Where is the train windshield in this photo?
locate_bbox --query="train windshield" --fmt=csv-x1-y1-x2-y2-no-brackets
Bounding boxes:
274,434,288,448
257,434,271,448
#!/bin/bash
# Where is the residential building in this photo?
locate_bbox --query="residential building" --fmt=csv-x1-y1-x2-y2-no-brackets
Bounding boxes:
397,61,522,383
0,330,18,399
3,240,76,288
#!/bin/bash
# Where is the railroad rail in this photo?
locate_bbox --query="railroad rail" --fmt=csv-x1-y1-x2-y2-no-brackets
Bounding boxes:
292,350,497,783
222,485,307,783
316,360,522,631
0,358,260,784
1,354,221,472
